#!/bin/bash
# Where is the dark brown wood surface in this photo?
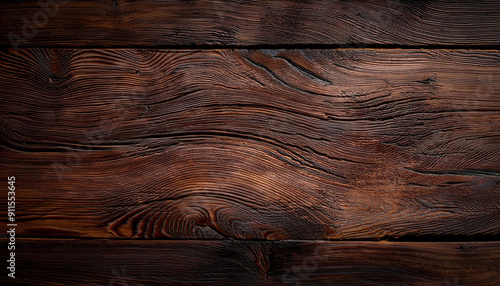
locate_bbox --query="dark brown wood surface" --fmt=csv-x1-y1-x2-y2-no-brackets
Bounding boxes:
1,0,499,48
1,239,498,285
1,48,499,240
1,0,500,284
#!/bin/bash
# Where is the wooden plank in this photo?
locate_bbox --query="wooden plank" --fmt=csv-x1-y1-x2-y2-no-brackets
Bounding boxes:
0,48,499,239
272,241,500,285
0,239,272,285
1,0,499,48
0,239,498,285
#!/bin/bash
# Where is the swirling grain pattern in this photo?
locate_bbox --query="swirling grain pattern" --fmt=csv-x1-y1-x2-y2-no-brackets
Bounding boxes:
0,0,499,47
0,48,499,240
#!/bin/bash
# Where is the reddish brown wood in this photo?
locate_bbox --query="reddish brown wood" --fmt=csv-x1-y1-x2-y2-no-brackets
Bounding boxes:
272,241,500,285
1,48,499,240
0,0,499,48
0,239,498,285
1,1,499,285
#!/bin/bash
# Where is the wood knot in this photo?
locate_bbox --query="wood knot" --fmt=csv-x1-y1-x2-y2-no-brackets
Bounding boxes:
417,77,436,85
457,244,474,252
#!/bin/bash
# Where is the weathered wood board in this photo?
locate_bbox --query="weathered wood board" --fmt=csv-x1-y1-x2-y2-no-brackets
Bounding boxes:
1,0,499,48
1,48,499,240
0,239,498,285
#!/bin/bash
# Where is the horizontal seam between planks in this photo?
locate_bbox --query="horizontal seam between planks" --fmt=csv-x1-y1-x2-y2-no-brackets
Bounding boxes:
1,44,500,51
2,236,500,242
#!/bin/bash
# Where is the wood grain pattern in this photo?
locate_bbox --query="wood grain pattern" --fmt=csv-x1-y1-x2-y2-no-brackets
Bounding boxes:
0,239,498,285
1,48,499,240
1,1,498,285
272,241,500,285
0,239,271,285
1,0,499,48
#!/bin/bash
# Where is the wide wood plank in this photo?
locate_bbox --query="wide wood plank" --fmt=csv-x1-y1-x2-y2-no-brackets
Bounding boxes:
1,0,499,48
0,239,498,285
0,49,499,239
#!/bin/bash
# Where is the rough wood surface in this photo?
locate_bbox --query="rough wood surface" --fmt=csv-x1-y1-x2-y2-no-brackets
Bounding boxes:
0,239,498,285
272,241,500,285
1,0,499,48
1,48,499,240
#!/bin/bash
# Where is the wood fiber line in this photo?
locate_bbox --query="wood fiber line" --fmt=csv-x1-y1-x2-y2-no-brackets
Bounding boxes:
0,0,499,48
0,239,498,285
0,49,499,240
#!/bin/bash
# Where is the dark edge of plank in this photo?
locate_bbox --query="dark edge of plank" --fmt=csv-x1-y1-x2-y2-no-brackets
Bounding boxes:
1,44,500,51
0,239,499,285
1,0,499,48
3,235,500,242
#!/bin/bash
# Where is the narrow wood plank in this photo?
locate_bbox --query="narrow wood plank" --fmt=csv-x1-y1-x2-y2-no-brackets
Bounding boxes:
0,49,499,239
0,239,272,285
272,241,500,285
1,0,499,48
0,239,498,285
